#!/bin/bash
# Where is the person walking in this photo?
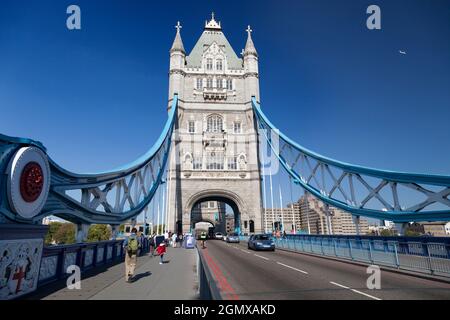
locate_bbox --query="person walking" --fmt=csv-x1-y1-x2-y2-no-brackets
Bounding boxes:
123,227,140,283
156,242,166,264
171,232,177,248
177,233,183,248
149,234,155,257
200,231,207,249
164,231,169,246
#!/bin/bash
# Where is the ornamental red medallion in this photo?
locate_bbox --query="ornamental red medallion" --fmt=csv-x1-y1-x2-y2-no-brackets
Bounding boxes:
19,162,44,203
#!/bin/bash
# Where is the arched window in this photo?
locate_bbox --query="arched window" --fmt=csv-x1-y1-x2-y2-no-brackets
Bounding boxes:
197,78,203,90
206,78,213,89
249,220,255,233
216,59,223,71
206,58,213,70
206,152,224,170
226,78,233,90
217,78,223,89
206,114,223,133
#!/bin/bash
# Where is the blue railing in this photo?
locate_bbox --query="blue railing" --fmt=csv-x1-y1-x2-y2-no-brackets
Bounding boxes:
278,235,450,277
241,234,450,277
37,239,149,287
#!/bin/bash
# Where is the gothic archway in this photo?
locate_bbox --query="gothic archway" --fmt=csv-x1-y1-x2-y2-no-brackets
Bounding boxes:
249,220,255,233
186,189,247,235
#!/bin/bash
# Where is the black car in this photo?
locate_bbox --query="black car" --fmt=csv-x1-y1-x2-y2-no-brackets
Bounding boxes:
247,234,275,251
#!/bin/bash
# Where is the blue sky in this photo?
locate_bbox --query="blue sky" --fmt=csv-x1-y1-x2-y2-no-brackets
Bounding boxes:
1,0,449,178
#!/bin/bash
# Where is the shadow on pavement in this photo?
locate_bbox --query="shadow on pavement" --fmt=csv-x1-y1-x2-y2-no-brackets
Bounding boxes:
132,271,152,282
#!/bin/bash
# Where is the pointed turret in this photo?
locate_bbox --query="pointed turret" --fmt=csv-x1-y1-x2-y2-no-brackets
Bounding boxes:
170,21,185,54
243,25,259,101
168,21,186,108
243,25,257,57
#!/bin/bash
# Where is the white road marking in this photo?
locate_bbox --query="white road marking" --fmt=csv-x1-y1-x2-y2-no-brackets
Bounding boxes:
329,281,381,300
254,254,269,260
330,281,350,289
240,249,251,254
350,289,382,301
276,262,308,274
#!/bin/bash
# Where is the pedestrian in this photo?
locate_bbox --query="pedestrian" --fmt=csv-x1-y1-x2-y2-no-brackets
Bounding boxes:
156,242,166,264
123,227,140,283
172,232,177,248
138,232,145,255
200,231,207,249
177,233,183,248
149,234,155,257
164,230,169,245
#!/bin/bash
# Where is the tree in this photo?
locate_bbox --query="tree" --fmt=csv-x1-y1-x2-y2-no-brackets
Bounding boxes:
45,222,64,245
87,224,111,242
380,229,396,237
405,230,421,237
53,223,76,244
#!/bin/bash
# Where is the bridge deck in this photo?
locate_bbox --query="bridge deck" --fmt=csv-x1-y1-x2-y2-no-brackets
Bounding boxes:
31,247,198,300
204,240,450,300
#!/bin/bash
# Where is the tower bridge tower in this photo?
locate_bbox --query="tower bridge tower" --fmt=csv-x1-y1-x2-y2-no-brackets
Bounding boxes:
167,14,263,234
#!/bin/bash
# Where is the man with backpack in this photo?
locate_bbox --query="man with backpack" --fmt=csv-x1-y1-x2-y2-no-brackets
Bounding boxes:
123,227,140,283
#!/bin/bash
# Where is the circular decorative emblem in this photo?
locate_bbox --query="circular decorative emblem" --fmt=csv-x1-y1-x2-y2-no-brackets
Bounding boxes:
7,147,50,219
20,162,44,202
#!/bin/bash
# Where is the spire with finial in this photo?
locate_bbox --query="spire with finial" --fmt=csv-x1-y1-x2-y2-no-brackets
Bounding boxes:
205,12,222,30
170,21,185,54
244,25,257,56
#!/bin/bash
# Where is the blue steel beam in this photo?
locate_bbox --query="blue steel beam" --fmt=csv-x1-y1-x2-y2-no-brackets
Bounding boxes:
0,95,178,225
252,97,450,222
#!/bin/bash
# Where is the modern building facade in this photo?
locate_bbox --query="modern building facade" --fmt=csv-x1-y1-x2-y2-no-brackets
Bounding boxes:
225,215,235,234
264,207,302,233
166,15,263,235
296,194,369,235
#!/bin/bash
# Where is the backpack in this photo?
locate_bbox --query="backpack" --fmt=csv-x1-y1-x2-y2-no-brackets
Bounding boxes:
128,236,139,254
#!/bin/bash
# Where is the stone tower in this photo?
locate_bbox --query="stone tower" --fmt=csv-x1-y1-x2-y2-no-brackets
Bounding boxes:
166,14,263,235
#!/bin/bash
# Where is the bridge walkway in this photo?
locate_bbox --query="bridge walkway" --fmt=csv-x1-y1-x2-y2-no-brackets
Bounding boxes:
30,246,199,300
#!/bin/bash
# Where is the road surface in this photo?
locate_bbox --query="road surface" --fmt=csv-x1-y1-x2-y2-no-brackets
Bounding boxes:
202,240,450,300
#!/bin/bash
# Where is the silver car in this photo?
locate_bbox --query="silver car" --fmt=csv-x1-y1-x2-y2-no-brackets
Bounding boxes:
226,233,240,243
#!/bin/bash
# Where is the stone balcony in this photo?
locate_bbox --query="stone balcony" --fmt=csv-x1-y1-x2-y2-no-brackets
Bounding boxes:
203,88,227,101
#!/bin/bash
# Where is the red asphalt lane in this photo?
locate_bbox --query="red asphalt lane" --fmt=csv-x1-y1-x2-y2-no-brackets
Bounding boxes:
202,248,239,300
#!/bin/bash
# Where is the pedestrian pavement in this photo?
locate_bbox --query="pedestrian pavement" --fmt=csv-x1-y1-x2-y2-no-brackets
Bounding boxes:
37,246,199,300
